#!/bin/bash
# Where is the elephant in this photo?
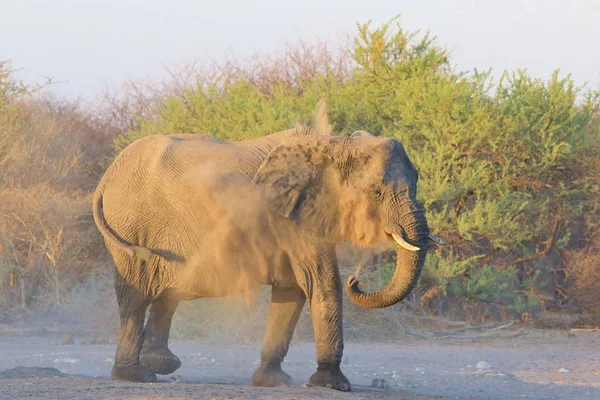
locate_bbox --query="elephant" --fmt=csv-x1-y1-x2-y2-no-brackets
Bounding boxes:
92,102,444,391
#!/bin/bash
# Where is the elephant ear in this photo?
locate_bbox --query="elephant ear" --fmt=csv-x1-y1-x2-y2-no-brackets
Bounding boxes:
252,136,345,238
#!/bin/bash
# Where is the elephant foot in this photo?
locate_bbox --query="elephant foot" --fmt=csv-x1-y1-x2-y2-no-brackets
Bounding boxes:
139,346,182,375
252,365,292,387
309,363,351,391
111,363,157,383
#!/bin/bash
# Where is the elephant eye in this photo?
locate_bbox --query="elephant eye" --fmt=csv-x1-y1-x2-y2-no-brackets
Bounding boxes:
370,186,382,198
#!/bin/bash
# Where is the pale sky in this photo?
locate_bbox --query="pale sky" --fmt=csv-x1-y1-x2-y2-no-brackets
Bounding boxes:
1,0,599,100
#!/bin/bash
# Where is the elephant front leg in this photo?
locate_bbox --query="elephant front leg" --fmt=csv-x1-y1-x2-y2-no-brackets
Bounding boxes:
305,249,351,391
139,294,182,375
307,291,351,391
252,285,305,387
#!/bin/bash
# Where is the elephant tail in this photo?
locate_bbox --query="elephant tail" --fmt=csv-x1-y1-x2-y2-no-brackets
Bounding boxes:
92,183,152,263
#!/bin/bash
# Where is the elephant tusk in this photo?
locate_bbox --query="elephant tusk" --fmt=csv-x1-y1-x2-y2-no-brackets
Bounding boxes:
392,233,420,252
428,233,447,245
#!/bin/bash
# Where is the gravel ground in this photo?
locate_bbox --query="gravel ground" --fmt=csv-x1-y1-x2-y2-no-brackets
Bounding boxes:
0,329,598,399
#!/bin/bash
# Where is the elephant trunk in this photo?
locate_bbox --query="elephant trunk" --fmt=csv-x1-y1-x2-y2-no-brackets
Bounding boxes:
345,204,429,309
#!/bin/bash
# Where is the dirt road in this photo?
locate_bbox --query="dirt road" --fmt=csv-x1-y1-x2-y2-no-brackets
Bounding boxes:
0,330,598,399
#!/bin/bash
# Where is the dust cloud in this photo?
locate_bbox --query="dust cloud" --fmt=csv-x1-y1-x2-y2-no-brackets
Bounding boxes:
177,138,393,305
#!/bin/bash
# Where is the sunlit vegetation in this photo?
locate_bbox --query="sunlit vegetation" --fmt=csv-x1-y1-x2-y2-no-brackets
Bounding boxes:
1,19,598,334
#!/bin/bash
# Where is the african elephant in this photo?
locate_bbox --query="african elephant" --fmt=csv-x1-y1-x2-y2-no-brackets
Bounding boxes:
92,103,443,391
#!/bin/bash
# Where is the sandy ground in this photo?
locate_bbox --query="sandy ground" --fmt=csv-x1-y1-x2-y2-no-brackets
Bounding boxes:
0,329,598,400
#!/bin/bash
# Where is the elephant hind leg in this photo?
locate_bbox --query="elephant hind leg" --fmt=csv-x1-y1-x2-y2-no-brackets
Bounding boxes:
252,285,305,387
140,292,181,375
110,281,155,383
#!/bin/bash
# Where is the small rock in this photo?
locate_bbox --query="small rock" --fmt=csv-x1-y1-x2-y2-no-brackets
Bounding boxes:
53,358,79,364
61,334,74,345
474,369,519,380
476,361,491,370
169,375,183,383
393,376,415,388
81,337,111,345
371,378,389,389
559,368,571,373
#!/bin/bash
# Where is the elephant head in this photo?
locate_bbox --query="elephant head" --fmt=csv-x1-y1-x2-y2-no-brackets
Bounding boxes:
253,129,440,309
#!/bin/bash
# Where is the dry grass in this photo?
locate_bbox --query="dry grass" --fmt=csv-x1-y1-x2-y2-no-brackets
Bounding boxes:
0,95,109,314
566,229,600,324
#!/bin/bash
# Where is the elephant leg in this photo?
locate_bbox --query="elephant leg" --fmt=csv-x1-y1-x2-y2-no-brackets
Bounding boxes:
110,280,155,383
252,285,305,387
305,248,351,391
139,294,181,375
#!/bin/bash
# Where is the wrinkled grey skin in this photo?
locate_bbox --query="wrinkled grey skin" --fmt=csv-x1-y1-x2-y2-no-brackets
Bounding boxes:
92,126,429,391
